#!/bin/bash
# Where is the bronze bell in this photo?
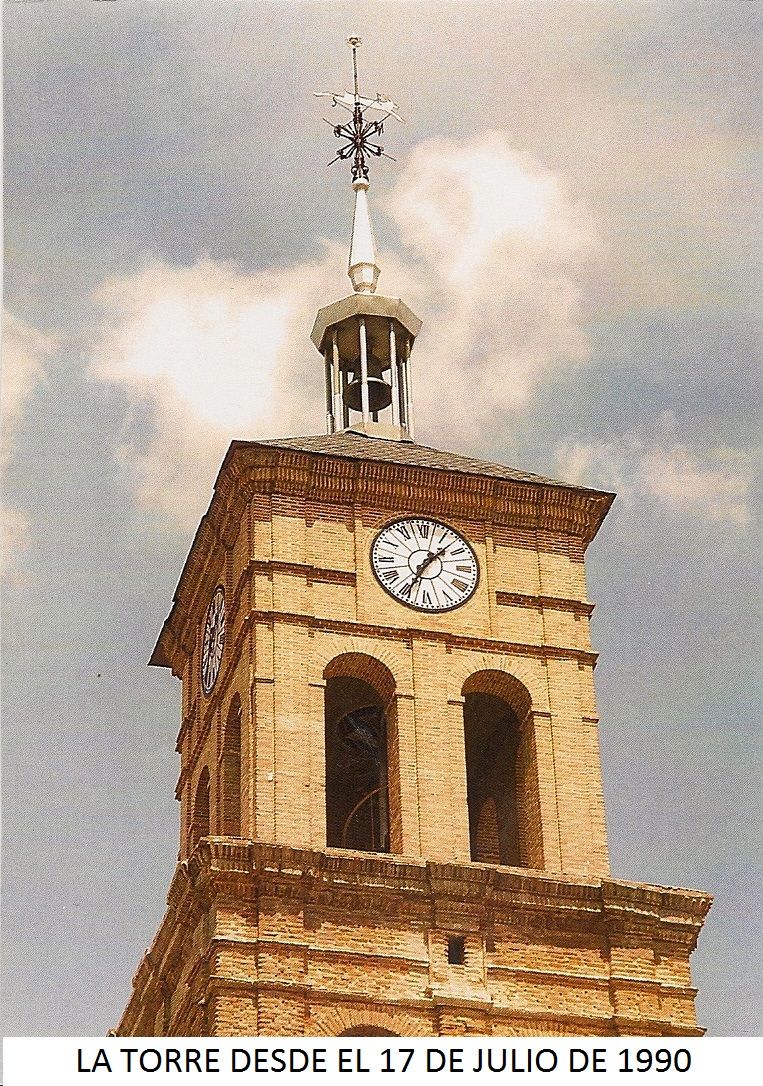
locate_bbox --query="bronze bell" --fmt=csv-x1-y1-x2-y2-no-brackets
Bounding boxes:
343,353,393,413
344,375,393,413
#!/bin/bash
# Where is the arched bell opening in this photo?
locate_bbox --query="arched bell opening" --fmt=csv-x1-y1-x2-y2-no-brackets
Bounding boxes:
461,670,542,869
463,692,522,866
190,766,210,851
324,654,398,854
221,694,242,836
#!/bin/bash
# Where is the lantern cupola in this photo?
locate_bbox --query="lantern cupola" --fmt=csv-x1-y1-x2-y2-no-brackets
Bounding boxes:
311,36,420,442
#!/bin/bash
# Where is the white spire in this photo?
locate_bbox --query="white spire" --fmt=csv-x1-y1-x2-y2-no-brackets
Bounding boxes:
348,177,380,294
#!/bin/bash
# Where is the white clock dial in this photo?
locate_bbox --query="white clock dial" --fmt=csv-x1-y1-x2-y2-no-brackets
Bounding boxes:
201,585,225,694
371,518,479,612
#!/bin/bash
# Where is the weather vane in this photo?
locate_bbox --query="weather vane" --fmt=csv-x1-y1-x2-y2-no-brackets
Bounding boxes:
315,36,403,181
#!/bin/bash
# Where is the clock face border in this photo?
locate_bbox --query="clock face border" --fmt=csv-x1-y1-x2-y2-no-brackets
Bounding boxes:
201,584,225,696
370,516,480,614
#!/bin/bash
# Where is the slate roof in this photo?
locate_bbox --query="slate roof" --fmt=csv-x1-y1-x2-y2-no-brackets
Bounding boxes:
246,432,582,492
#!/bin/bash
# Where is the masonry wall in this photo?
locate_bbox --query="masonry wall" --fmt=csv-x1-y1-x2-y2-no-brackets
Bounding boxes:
129,450,708,1040
117,844,710,1038
175,484,609,878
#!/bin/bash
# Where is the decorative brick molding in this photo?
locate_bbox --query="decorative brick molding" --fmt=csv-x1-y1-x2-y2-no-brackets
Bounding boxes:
497,592,595,616
117,840,711,1038
308,1004,427,1037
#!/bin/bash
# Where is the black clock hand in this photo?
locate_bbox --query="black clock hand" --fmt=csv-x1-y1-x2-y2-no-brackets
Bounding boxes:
415,545,448,578
406,556,433,596
406,545,449,598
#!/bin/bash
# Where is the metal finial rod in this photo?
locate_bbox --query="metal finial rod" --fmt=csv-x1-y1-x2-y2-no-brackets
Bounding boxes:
315,38,403,182
348,35,361,100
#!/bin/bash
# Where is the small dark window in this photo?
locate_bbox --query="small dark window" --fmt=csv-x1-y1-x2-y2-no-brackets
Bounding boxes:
447,936,466,965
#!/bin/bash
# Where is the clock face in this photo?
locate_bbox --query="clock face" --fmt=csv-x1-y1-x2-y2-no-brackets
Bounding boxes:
201,585,225,694
371,517,479,612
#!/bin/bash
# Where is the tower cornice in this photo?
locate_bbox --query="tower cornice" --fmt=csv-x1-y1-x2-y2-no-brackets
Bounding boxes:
116,838,713,1037
149,436,614,673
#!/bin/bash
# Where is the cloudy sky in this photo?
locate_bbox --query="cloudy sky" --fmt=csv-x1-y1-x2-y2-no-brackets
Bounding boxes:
3,1,760,1037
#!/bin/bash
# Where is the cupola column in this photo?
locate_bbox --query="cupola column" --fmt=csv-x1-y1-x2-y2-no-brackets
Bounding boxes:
403,335,414,440
389,322,400,428
331,331,343,428
324,349,335,433
358,317,371,424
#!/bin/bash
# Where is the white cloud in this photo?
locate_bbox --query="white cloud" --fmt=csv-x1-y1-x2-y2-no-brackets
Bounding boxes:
1,310,56,583
2,310,54,459
90,252,346,527
387,132,599,442
89,133,599,525
556,420,754,527
390,132,596,285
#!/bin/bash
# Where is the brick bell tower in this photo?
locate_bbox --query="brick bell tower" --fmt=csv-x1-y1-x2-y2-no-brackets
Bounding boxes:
118,41,710,1038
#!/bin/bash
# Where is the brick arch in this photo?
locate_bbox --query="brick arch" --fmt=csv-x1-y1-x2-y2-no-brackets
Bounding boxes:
308,1004,430,1037
448,653,546,713
222,690,243,738
323,650,399,853
462,669,532,725
220,691,243,767
324,651,396,704
460,666,543,870
310,634,409,692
